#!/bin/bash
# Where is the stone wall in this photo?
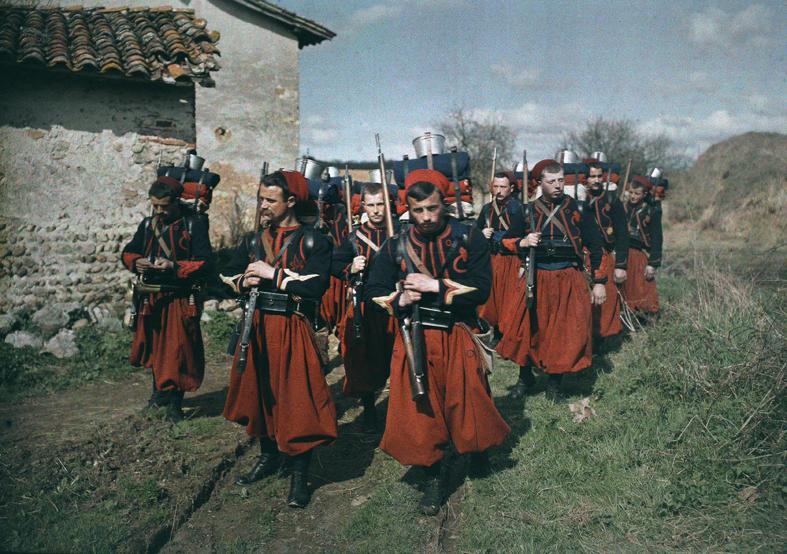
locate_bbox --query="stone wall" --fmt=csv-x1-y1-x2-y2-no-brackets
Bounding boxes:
0,68,196,316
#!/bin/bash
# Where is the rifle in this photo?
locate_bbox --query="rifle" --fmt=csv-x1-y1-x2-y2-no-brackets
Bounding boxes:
425,131,434,170
344,165,364,340
374,134,396,237
520,149,527,203
621,159,632,199
523,150,536,310
400,232,428,400
376,134,426,399
234,162,268,372
489,146,497,206
449,146,465,220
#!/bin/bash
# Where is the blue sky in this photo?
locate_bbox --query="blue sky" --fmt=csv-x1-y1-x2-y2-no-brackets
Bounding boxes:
281,0,786,162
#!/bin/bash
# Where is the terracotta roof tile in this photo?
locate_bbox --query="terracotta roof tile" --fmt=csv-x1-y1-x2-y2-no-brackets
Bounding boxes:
0,5,220,86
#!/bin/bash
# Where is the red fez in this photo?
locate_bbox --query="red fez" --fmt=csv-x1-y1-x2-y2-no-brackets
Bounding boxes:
632,175,652,190
155,175,184,197
280,170,309,202
531,159,561,182
404,169,450,196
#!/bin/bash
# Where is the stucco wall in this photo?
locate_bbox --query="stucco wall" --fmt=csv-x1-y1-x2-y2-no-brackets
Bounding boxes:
48,0,303,245
0,68,196,315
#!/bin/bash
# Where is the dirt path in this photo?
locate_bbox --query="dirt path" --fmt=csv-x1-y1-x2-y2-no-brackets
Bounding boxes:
1,333,461,553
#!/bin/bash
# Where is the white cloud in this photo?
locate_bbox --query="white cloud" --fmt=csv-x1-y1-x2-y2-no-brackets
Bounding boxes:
687,4,778,53
348,4,403,28
464,102,590,160
654,71,717,96
638,105,787,156
303,115,339,145
490,63,542,90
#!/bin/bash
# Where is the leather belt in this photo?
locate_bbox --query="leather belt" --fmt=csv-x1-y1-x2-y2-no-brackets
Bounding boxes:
419,307,454,330
256,291,320,326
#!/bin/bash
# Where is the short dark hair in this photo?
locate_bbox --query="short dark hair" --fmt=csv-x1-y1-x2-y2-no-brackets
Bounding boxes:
493,171,512,183
149,181,179,201
261,171,292,200
406,181,443,202
538,162,563,180
629,180,646,190
587,162,603,172
360,182,383,201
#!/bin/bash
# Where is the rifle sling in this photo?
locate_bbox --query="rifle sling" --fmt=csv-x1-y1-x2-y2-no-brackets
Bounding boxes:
534,198,569,239
355,229,380,253
257,227,302,267
150,217,173,259
490,199,510,230
402,229,465,279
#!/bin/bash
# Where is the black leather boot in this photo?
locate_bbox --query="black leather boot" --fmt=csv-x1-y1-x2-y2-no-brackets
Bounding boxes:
467,451,491,479
236,439,281,486
510,365,536,399
166,391,184,422
545,374,565,404
148,380,169,408
418,462,444,516
287,451,311,508
361,393,379,433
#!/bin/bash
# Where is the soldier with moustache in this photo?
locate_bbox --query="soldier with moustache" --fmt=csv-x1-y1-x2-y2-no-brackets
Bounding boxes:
221,170,337,509
620,176,662,316
331,182,397,432
585,160,629,348
476,170,523,336
498,160,607,401
366,169,510,515
122,175,213,422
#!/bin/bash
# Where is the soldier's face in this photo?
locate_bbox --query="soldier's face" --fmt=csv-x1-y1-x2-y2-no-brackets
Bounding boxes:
491,177,512,201
587,167,604,190
407,191,445,235
540,170,565,201
150,196,180,223
362,192,386,227
628,187,645,204
259,185,295,225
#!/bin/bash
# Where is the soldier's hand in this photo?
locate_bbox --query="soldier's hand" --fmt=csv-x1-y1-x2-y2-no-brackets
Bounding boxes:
135,258,153,272
591,283,607,305
350,256,367,274
644,265,656,281
152,257,174,270
482,227,494,239
403,273,439,293
398,289,422,307
243,260,275,285
613,269,627,283
519,232,540,248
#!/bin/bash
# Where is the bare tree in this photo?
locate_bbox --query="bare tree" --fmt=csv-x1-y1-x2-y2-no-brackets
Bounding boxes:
560,117,689,175
437,107,517,207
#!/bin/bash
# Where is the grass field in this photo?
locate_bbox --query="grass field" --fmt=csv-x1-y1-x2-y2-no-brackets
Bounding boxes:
1,255,784,552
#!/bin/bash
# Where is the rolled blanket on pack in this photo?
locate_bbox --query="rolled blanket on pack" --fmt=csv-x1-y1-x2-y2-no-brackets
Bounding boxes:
392,151,470,187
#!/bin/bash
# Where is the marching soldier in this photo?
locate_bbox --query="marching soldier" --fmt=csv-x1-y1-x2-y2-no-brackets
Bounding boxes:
476,170,523,335
620,176,662,316
320,202,349,334
221,170,337,509
585,161,629,347
331,182,397,431
366,169,510,515
121,176,213,422
499,160,607,401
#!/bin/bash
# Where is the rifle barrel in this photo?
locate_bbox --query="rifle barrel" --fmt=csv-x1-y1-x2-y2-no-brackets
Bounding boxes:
375,134,396,237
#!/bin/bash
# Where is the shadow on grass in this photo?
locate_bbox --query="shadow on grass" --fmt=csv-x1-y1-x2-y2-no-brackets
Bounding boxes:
184,387,229,419
308,390,389,495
